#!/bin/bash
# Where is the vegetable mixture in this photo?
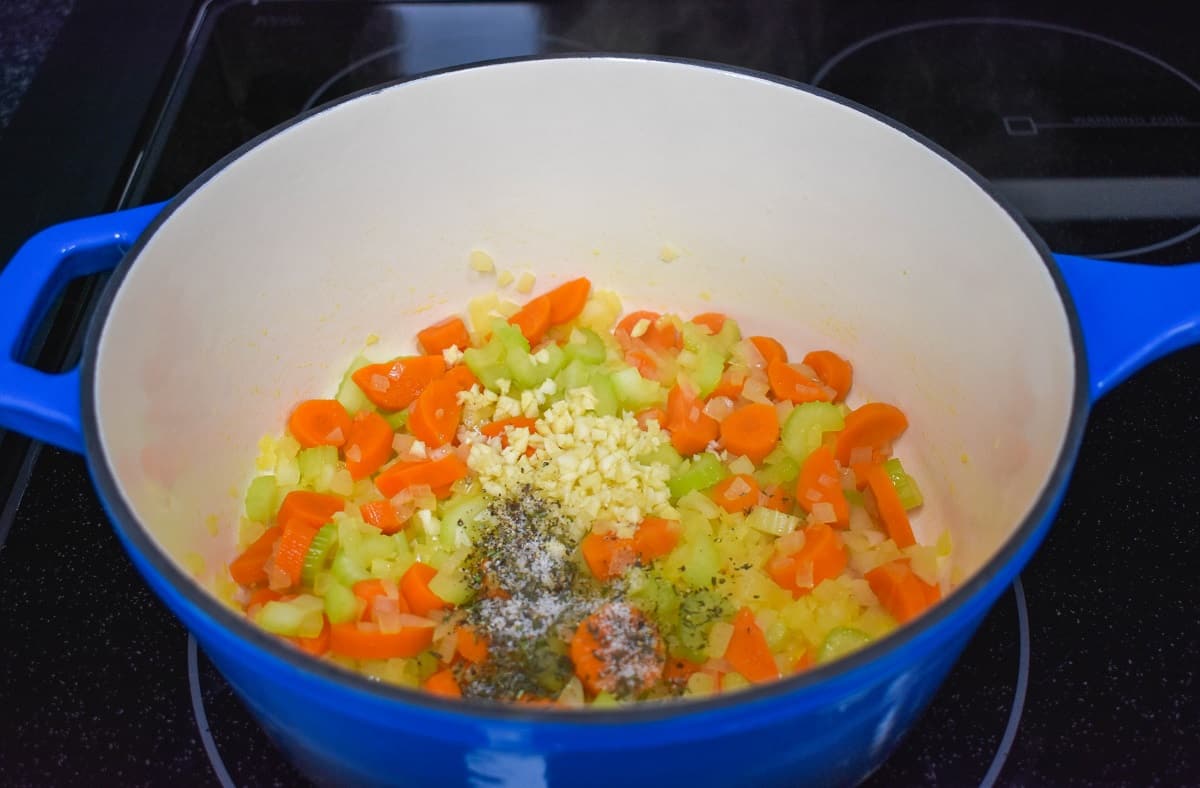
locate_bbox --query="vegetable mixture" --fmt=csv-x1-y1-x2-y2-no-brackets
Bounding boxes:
228,275,952,705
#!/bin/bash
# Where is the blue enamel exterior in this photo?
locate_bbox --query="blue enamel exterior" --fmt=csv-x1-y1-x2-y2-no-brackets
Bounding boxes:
0,203,164,451
1054,253,1200,400
2,58,1197,787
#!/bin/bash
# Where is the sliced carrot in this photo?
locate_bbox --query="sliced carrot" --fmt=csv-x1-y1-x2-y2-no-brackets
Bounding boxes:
724,607,780,684
719,402,780,464
766,361,832,404
360,500,403,534
795,445,850,528
833,402,908,465
632,517,681,563
292,617,331,656
343,411,394,480
625,348,662,380
456,626,489,664
635,407,667,431
229,526,281,587
509,294,553,346
766,522,848,598
400,561,449,617
274,520,321,586
711,474,761,514
417,315,471,355
545,277,591,325
866,559,941,624
691,312,727,335
662,656,703,687
287,399,353,448
276,490,345,532
665,383,719,456
443,363,479,392
328,620,434,660
760,484,795,514
616,311,681,352
570,603,663,695
351,355,446,411
858,462,916,548
803,350,853,402
374,454,469,499
710,367,747,399
793,650,816,673
581,531,637,581
407,377,463,447
423,668,462,698
479,416,538,441
749,335,788,366
352,578,407,621
244,586,282,611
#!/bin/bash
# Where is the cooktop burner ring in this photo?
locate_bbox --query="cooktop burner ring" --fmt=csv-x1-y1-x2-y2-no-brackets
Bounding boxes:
811,16,1200,261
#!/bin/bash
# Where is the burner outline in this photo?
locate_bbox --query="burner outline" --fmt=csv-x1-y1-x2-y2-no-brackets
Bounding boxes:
812,16,1200,260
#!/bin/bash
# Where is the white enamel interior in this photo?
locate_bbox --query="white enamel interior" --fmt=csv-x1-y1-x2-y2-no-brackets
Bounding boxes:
93,58,1076,597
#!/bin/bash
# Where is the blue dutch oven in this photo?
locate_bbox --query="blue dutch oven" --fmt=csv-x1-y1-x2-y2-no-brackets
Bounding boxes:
1,57,1197,787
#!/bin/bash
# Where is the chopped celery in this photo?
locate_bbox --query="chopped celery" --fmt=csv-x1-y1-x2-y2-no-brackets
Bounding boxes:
712,319,742,355
491,318,530,354
256,595,324,637
640,443,684,472
331,551,370,586
384,410,409,430
588,371,620,417
555,359,594,394
591,691,619,708
680,535,720,588
884,458,924,509
464,336,507,391
668,452,728,499
781,401,845,462
440,494,489,534
682,348,726,398
335,355,374,415
300,523,338,586
416,651,441,681
675,589,730,660
429,549,473,605
818,626,872,663
360,533,398,562
844,488,865,508
323,581,359,624
298,445,338,488
754,456,800,488
564,327,606,364
745,506,801,536
244,475,277,522
610,366,665,411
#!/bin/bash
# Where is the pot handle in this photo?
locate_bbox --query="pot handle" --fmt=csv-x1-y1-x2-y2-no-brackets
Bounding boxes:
0,203,165,453
1055,253,1200,402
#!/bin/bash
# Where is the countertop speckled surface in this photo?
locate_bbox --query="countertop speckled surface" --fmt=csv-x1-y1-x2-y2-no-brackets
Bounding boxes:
0,0,75,137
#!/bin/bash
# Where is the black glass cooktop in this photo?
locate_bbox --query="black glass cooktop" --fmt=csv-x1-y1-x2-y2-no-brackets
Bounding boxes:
2,2,1198,785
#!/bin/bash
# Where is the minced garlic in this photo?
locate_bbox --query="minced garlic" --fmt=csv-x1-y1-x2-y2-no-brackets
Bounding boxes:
461,385,676,536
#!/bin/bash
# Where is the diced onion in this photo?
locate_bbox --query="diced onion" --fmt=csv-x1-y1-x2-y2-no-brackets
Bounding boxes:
393,433,416,455
370,374,390,390
742,377,770,403
776,529,806,556
706,621,735,658
345,444,363,463
840,468,857,490
376,609,402,634
325,427,345,443
849,446,873,466
429,444,453,461
811,502,837,523
703,396,735,421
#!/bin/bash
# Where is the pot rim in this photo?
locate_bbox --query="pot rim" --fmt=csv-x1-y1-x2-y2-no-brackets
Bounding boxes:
80,53,1090,726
